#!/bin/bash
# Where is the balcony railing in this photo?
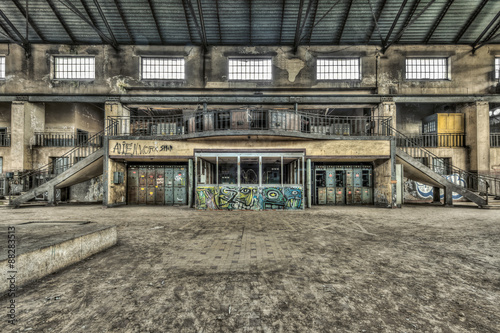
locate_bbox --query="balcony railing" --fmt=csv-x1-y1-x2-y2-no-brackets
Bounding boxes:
107,110,393,138
0,133,10,147
491,133,500,147
396,133,465,148
32,132,100,147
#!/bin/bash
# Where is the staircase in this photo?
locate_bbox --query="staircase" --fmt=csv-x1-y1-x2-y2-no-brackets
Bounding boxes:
393,127,500,208
9,128,106,208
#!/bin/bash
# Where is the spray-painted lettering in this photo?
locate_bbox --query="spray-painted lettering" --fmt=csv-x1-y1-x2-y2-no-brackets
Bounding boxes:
111,142,174,156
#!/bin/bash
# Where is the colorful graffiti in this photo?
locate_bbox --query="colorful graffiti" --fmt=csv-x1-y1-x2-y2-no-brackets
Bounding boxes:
405,174,466,201
196,186,303,210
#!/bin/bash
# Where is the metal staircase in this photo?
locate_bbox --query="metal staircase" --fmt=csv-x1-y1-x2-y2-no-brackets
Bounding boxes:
392,127,500,207
9,128,106,208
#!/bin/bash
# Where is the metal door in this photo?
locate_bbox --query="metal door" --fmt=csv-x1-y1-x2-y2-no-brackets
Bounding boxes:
317,187,326,205
165,187,174,205
353,168,362,187
362,188,372,204
346,187,353,205
174,187,187,204
327,187,335,205
165,167,174,187
346,168,353,187
139,168,147,186
138,186,147,204
335,188,345,205
147,168,156,187
174,167,187,187
155,168,165,205
326,167,335,187
353,187,362,204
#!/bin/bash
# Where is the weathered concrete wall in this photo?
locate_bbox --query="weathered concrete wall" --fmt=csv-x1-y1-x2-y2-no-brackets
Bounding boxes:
0,103,11,129
75,103,104,134
373,159,393,207
1,44,500,95
459,101,490,173
490,148,500,174
69,175,103,202
108,138,391,159
45,103,75,132
106,159,126,206
424,147,468,171
31,147,74,170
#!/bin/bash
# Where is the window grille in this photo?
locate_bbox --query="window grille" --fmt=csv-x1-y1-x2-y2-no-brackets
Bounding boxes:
141,57,185,80
317,58,360,80
54,56,95,80
406,58,448,80
228,58,272,80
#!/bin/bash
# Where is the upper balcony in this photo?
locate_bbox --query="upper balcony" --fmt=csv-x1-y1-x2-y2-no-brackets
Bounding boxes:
106,109,393,140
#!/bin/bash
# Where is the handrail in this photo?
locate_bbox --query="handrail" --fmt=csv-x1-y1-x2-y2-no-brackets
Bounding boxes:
106,110,393,137
391,126,500,198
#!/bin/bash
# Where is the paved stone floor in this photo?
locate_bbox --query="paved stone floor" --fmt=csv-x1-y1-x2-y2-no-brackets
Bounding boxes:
0,204,499,332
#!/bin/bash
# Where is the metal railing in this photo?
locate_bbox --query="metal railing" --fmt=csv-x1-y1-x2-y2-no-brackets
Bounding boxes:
32,132,98,147
393,127,500,200
397,133,465,148
16,127,107,193
106,110,393,138
0,133,10,147
491,133,500,147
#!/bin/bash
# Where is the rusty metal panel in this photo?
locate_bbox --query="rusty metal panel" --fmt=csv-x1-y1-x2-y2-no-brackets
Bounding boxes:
362,188,373,204
326,167,335,187
165,186,174,205
147,187,156,204
317,187,326,205
353,187,362,204
155,168,165,205
346,187,354,205
138,186,147,204
165,167,174,187
139,167,147,186
346,168,353,187
128,186,138,205
128,167,139,187
353,168,362,187
327,187,335,205
174,187,187,204
147,168,156,186
335,187,345,205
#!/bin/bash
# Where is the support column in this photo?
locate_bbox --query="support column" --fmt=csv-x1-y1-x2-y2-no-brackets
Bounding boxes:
10,101,45,171
306,159,311,208
432,187,441,203
444,187,453,206
374,101,396,135
105,101,130,135
46,185,57,206
188,158,193,208
459,101,490,173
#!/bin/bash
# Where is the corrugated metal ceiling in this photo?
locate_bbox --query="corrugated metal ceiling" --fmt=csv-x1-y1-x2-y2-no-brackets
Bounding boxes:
0,0,499,51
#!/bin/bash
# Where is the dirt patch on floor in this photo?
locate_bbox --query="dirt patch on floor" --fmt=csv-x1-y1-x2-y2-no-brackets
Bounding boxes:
1,204,499,332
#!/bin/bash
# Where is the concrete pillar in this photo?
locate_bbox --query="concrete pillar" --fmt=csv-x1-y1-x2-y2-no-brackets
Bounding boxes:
188,158,193,208
432,187,441,203
306,159,311,208
46,185,56,206
444,187,453,206
10,101,45,171
373,101,396,135
459,101,490,173
105,101,130,135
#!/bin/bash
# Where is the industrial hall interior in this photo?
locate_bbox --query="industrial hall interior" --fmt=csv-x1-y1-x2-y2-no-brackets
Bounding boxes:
1,0,500,210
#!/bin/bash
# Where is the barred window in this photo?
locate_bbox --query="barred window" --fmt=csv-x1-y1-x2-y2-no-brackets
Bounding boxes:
54,56,95,80
317,58,360,80
141,57,185,80
228,58,272,81
0,56,5,79
496,58,500,79
406,58,448,80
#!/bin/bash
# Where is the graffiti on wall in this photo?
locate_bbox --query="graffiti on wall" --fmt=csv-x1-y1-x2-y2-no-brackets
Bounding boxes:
404,174,465,201
196,186,303,210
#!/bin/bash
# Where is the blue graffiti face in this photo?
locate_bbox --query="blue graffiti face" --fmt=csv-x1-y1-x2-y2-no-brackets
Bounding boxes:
415,174,465,200
261,187,286,209
284,188,303,209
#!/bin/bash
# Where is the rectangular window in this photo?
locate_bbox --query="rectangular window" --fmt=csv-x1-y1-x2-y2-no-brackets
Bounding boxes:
54,56,95,80
141,57,185,80
406,58,448,80
0,56,5,79
317,58,361,80
228,58,272,81
496,58,500,79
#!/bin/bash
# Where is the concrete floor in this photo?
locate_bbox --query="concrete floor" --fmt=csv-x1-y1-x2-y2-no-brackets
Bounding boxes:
0,204,499,332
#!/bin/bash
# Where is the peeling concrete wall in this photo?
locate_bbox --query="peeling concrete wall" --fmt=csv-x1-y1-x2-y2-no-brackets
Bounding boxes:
106,159,126,206
373,159,393,207
75,103,104,134
45,103,75,132
1,44,500,95
69,175,103,202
